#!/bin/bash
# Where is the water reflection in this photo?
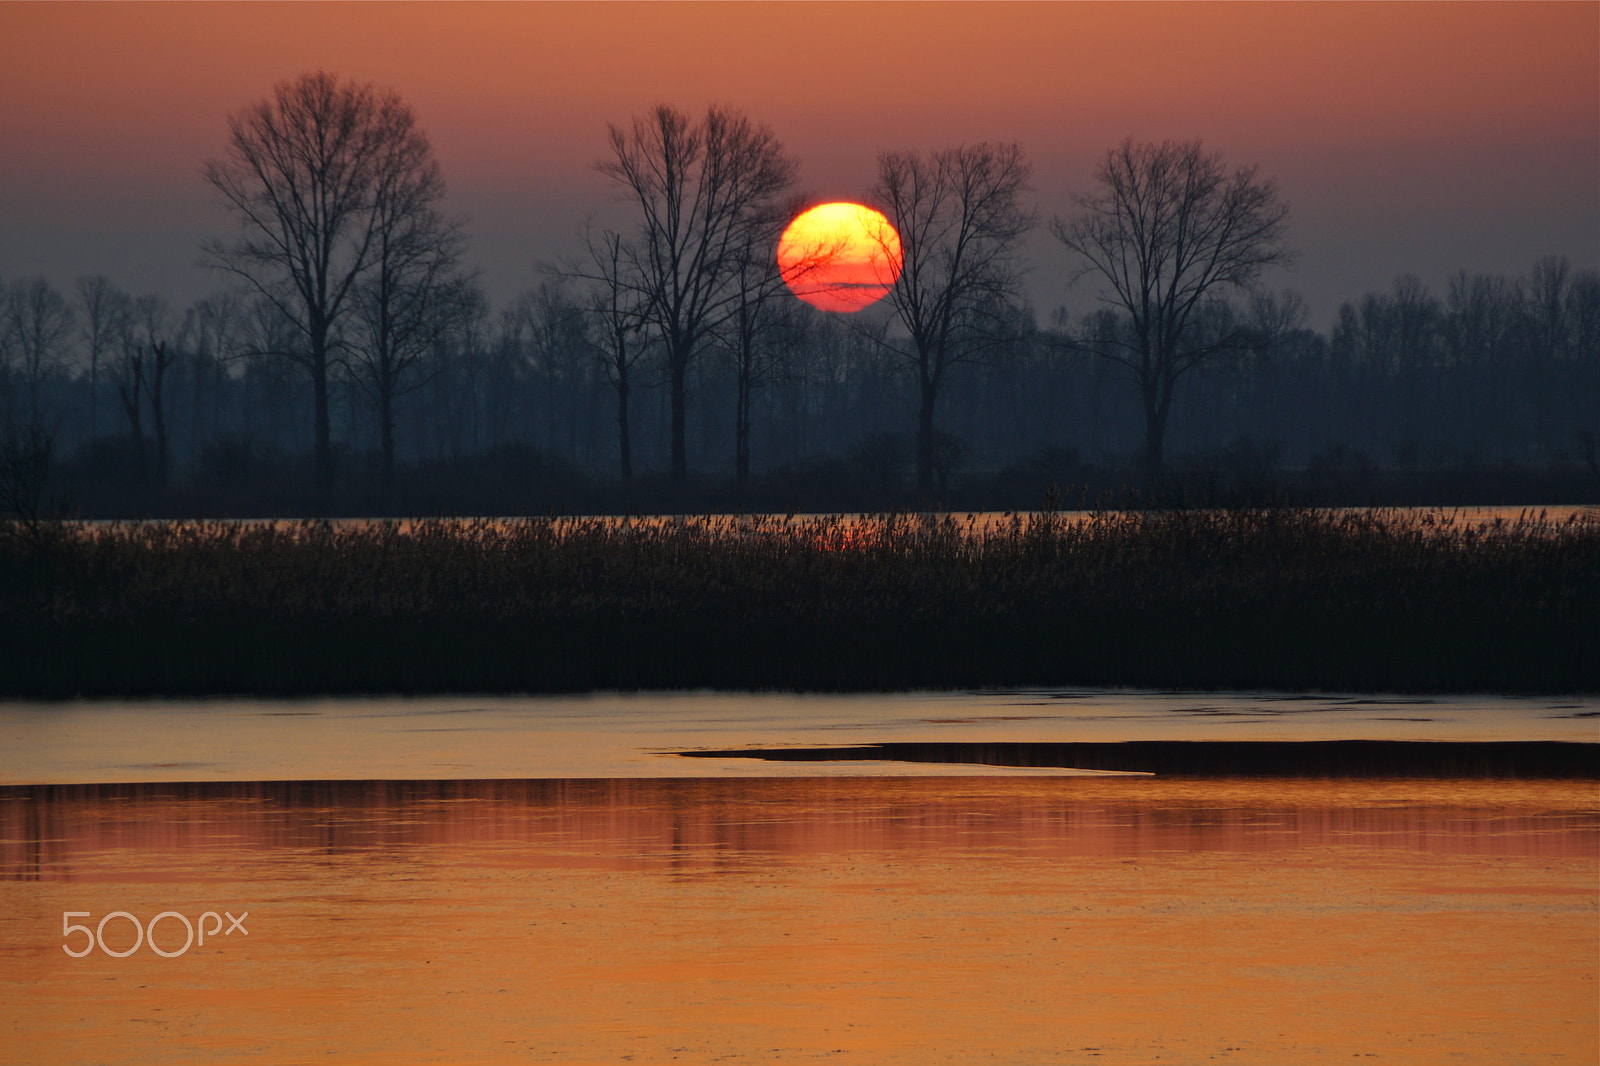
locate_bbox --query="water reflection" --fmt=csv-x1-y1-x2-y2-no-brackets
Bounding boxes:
3,777,1594,883
1,777,1594,1065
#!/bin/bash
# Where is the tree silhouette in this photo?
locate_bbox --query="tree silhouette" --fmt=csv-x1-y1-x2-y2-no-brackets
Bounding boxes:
2,277,75,428
598,104,798,490
1053,139,1291,478
191,291,247,450
347,150,475,501
134,296,182,488
0,420,57,546
872,143,1035,497
109,303,148,481
76,276,128,440
721,195,810,498
517,282,591,462
204,71,448,510
578,226,650,486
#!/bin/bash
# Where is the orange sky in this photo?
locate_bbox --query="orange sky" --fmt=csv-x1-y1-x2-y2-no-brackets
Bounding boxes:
1,1,1595,321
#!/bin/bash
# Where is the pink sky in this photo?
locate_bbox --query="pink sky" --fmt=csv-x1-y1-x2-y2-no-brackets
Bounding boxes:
1,1,1595,324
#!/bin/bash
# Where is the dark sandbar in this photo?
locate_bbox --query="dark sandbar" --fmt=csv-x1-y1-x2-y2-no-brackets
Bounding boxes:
675,740,1600,778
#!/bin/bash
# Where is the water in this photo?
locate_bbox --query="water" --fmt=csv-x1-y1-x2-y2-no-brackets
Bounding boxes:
2,689,1594,785
1,691,1595,1064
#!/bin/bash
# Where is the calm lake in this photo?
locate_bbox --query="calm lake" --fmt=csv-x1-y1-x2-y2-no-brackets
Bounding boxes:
2,690,1596,1064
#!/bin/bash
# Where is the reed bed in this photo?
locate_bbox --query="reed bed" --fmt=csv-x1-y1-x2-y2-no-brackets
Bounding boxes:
3,508,1596,696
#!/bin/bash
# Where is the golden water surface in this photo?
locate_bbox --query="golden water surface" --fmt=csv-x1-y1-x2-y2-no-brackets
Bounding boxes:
2,776,1594,1065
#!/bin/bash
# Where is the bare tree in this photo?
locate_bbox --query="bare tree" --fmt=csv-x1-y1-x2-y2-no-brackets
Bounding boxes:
135,296,183,487
1249,289,1308,345
192,291,246,450
872,142,1035,496
1568,268,1600,363
204,71,447,508
597,104,798,489
2,277,76,428
1566,269,1600,465
238,297,303,452
109,306,147,480
578,227,650,485
100,294,180,485
0,276,8,428
76,276,130,439
1052,139,1291,476
720,195,810,497
0,420,59,547
346,146,475,497
517,282,592,462
1525,254,1583,366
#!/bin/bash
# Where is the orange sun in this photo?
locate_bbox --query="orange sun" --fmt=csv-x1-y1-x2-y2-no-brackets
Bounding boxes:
776,202,903,313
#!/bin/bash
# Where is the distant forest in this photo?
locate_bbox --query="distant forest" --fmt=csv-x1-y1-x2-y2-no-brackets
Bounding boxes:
1,80,1596,519
2,257,1595,519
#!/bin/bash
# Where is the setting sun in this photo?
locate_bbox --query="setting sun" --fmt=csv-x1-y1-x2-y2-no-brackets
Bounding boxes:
776,202,902,313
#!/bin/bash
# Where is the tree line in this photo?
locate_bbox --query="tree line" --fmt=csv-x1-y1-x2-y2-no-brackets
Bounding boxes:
2,72,1595,519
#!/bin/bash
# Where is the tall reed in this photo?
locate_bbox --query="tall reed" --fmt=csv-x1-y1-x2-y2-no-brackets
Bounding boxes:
4,508,1596,696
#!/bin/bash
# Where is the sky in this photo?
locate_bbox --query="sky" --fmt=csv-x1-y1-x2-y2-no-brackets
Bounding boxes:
1,0,1595,328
